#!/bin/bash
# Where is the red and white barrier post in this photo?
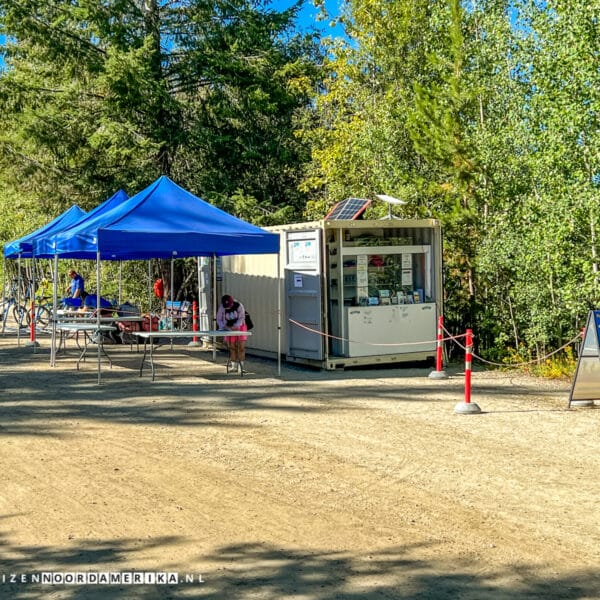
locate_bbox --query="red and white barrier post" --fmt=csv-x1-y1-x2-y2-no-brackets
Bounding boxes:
465,328,472,403
26,299,39,348
187,300,202,347
454,328,481,414
429,315,448,379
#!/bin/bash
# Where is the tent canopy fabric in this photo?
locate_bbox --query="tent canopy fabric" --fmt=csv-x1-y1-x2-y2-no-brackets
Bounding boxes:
34,189,129,258
3,205,87,259
39,176,280,259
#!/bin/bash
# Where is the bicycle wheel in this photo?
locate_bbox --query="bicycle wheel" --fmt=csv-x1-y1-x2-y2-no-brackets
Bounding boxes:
36,305,52,328
13,304,29,328
0,299,9,322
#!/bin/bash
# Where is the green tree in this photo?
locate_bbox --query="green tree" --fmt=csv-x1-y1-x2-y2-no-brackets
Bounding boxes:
0,0,319,219
476,0,600,354
301,0,439,219
302,0,597,359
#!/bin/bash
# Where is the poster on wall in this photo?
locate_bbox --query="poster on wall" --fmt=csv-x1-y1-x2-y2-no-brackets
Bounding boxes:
288,239,317,268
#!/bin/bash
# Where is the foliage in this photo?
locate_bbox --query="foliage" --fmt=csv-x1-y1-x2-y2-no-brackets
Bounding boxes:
3,0,600,363
0,0,319,224
301,0,600,362
499,345,577,381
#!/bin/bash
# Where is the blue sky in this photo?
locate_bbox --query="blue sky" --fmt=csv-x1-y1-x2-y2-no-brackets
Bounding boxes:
281,0,345,38
0,1,345,68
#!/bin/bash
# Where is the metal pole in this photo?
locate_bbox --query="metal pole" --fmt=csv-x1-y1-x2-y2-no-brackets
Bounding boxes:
17,254,22,345
118,261,122,305
51,254,58,367
27,255,38,349
212,253,217,362
148,260,152,313
170,255,175,331
97,251,101,385
277,253,281,376
1,256,7,335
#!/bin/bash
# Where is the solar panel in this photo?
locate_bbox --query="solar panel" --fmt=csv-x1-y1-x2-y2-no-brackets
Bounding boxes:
325,198,372,220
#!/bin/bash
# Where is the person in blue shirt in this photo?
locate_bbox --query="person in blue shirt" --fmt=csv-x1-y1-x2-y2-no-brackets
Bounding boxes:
66,269,85,300
61,268,86,308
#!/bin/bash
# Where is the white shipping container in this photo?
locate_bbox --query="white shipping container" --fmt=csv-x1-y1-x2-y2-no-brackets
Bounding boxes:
221,218,443,370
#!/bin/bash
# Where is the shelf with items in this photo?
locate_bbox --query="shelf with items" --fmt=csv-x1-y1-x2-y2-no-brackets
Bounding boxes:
335,248,432,307
341,244,430,256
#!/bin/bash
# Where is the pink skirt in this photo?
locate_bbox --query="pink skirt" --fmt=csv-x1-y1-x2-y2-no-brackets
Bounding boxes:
225,322,248,344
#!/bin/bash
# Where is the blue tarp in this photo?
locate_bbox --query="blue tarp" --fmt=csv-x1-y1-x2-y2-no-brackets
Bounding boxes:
38,176,279,259
3,205,87,259
34,189,129,258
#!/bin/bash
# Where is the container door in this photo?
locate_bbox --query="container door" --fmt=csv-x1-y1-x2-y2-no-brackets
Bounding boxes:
284,229,323,360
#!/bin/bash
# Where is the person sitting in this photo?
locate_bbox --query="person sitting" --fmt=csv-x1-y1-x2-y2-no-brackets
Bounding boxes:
216,294,248,373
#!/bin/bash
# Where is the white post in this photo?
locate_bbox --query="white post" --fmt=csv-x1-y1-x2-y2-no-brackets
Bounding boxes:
277,253,281,376
1,256,6,335
212,253,217,362
17,254,22,345
96,252,102,385
51,254,58,367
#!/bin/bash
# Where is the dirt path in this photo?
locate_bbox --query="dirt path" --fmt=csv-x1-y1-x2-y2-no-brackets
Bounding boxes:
0,335,598,599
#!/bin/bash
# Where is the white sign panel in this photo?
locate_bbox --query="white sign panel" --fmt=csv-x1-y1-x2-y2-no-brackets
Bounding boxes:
288,239,317,268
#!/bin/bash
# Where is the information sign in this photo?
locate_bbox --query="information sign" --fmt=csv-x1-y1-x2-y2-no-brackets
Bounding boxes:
568,310,600,407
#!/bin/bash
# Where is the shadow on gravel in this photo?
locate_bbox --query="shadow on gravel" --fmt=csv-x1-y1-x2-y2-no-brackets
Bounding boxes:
0,339,571,438
0,533,597,599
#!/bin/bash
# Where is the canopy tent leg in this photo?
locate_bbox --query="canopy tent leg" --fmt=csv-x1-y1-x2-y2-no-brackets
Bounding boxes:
212,253,217,363
97,252,102,385
277,253,281,377
16,254,22,346
1,256,7,335
51,254,58,367
118,261,122,305
148,260,152,313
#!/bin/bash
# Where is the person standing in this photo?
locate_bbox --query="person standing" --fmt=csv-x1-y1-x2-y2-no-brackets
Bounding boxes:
63,268,86,308
216,294,248,373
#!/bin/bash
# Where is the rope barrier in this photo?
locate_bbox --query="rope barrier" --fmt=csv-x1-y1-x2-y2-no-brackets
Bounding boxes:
288,318,582,369
288,318,466,348
442,324,582,368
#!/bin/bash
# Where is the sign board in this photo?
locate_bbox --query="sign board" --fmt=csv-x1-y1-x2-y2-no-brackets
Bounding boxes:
569,310,600,407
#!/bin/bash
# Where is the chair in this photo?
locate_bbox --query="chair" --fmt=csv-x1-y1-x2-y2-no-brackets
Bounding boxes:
164,300,192,330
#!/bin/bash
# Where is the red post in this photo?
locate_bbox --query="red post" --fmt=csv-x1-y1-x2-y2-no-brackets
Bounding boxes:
464,328,473,404
436,315,444,372
192,300,198,343
30,299,35,341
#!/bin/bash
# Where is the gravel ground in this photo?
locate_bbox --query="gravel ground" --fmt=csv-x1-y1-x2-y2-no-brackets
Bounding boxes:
0,333,598,599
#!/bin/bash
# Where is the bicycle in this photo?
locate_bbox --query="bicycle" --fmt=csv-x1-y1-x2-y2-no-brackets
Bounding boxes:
0,281,29,330
25,295,53,329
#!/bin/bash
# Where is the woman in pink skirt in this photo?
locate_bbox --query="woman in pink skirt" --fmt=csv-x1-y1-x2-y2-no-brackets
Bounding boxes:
216,294,248,372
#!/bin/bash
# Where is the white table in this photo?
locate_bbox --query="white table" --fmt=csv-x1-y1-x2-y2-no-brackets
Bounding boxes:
56,314,145,350
133,330,251,381
55,322,117,370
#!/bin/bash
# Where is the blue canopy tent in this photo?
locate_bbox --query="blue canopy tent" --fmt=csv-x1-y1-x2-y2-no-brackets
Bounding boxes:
34,176,281,380
4,204,87,260
34,188,129,258
26,188,129,359
43,176,279,259
2,205,87,342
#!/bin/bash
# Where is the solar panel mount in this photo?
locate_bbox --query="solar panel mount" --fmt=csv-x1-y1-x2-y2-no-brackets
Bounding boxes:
325,198,372,220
